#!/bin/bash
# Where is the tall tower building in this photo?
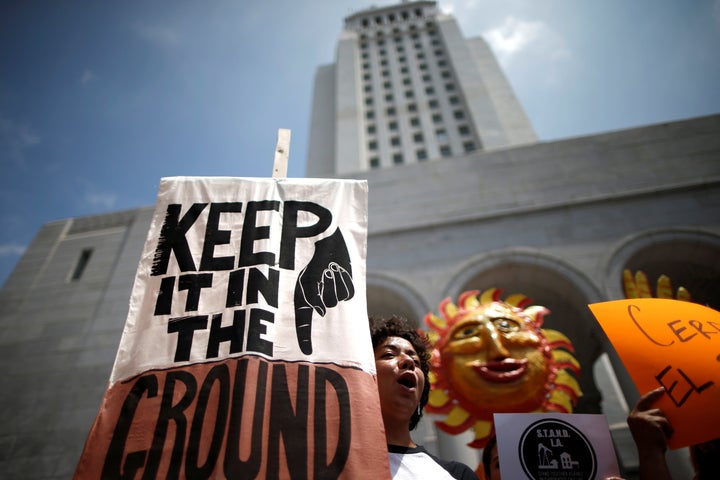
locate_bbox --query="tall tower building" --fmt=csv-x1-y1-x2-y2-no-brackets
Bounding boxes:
307,0,536,176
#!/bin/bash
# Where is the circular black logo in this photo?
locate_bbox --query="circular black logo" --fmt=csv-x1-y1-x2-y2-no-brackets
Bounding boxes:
517,418,596,480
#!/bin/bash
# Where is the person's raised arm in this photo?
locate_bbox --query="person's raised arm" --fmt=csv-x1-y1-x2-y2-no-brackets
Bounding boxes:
627,387,674,480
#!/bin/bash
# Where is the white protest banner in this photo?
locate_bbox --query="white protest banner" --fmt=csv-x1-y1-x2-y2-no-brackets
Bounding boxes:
493,413,620,480
74,177,390,479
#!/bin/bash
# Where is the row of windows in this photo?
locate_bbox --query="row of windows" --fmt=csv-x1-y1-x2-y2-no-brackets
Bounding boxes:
367,124,473,147
358,8,428,28
360,26,439,49
367,139,477,169
367,119,471,136
366,105,466,121
361,47,444,70
362,38,442,59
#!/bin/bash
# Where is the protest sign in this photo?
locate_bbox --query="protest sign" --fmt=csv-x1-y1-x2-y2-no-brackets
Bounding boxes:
589,298,720,449
74,177,390,479
493,413,620,480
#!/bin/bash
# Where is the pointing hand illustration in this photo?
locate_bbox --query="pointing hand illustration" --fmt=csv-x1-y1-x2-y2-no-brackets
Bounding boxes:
294,228,355,354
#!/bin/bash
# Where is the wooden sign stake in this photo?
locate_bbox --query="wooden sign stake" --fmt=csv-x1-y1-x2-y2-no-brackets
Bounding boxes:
272,128,291,178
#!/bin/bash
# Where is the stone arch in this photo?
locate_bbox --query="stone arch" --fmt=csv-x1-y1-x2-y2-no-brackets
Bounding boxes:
442,248,606,414
604,228,720,309
366,272,430,328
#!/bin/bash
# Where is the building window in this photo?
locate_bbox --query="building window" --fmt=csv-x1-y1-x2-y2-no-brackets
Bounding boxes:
370,157,380,168
436,129,447,141
432,113,442,124
405,90,414,99
416,52,425,60
440,145,452,157
454,110,465,120
385,93,394,102
407,103,417,112
364,85,372,93
419,63,428,71
393,153,404,164
458,124,470,135
382,69,390,77
463,141,476,152
70,248,93,281
362,62,370,70
398,55,406,63
410,116,420,127
380,59,388,66
413,132,424,143
365,97,373,106
425,86,435,95
368,140,378,150
449,95,460,105
366,110,375,120
400,66,409,74
387,106,396,116
379,48,387,56
383,81,392,89
363,73,371,81
446,83,456,92
403,77,411,86
441,70,451,79
429,99,439,109
438,59,447,67
416,149,427,161
368,124,376,134
422,74,431,83
389,121,398,131
391,136,400,146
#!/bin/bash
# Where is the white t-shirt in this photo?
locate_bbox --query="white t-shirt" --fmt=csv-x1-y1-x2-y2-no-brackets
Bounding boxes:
388,445,479,480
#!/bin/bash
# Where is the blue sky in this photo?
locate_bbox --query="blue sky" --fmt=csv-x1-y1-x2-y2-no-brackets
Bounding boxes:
1,0,719,287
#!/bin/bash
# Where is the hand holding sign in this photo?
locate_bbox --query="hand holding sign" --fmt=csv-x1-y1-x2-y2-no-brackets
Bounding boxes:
627,387,674,455
589,298,720,448
294,228,355,354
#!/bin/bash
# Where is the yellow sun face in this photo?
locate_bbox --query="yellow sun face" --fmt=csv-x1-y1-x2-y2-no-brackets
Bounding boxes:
425,289,582,448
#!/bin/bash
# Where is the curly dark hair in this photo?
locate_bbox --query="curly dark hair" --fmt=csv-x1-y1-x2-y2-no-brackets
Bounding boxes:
369,314,431,430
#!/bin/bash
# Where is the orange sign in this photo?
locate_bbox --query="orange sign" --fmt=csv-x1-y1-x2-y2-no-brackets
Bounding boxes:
589,298,720,449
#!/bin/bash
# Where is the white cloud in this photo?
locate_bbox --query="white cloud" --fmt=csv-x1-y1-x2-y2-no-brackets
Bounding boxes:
132,22,180,47
80,69,97,85
482,15,572,88
0,243,26,256
84,191,118,211
0,114,40,167
484,17,544,64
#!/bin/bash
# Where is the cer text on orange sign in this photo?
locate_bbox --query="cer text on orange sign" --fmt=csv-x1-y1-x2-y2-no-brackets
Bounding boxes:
589,298,720,449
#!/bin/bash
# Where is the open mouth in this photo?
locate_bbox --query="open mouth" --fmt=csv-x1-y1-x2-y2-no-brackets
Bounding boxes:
397,372,417,389
474,359,528,383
